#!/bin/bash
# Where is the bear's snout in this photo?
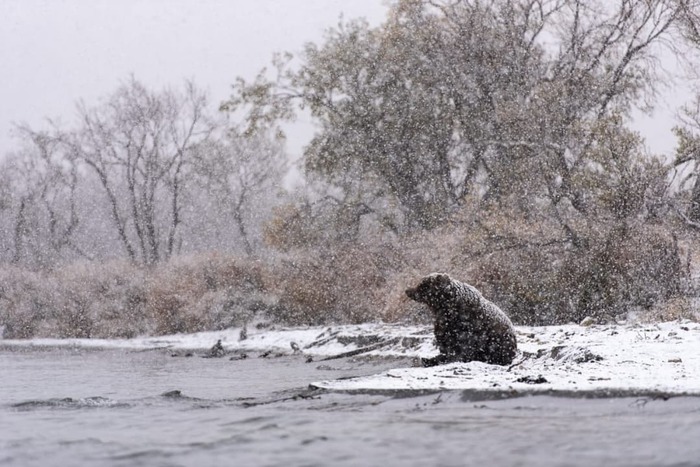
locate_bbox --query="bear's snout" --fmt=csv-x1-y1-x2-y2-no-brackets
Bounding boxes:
405,287,418,301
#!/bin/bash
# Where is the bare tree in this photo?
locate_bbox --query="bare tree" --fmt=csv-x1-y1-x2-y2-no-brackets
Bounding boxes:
55,78,217,265
673,90,700,225
7,78,294,267
0,137,80,268
190,129,288,256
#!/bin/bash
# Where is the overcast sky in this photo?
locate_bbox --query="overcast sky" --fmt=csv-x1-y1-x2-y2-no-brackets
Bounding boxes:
0,0,389,157
0,0,690,160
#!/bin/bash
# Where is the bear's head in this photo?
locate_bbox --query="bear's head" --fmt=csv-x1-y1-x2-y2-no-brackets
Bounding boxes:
405,273,453,307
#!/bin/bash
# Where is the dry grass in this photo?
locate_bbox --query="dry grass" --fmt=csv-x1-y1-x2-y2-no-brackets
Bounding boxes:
265,243,401,325
0,254,272,339
146,253,270,335
0,266,53,338
634,297,699,323
1,219,696,339
56,261,148,338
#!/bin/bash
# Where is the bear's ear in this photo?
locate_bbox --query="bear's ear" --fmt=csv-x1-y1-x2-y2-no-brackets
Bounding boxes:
433,273,451,286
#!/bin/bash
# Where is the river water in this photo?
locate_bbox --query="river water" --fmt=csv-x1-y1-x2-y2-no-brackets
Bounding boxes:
2,346,700,467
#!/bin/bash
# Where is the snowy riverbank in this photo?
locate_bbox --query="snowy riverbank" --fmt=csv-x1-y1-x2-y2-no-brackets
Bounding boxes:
3,320,700,397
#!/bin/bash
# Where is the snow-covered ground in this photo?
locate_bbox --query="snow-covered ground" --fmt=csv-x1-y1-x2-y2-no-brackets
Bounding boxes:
3,320,700,397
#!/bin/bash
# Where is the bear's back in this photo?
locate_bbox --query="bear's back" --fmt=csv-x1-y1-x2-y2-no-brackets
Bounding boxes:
438,278,517,365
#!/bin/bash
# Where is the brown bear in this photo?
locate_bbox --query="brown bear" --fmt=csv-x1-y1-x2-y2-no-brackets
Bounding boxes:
406,273,517,367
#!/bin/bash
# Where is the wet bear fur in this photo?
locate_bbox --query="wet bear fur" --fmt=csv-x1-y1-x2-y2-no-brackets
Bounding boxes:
406,273,517,367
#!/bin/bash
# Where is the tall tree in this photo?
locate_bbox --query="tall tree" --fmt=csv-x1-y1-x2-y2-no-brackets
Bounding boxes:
673,91,700,225
43,78,216,265
0,138,80,268
8,78,292,267
225,0,697,232
190,129,288,256
221,0,696,321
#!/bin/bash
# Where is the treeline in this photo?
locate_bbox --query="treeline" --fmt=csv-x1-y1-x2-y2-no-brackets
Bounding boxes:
3,0,700,338
0,79,287,267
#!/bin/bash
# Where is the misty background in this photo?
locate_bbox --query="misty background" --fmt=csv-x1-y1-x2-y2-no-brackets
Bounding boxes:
0,1,389,160
2,0,700,340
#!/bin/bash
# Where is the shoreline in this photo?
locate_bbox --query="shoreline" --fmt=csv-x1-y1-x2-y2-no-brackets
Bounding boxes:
3,320,700,398
309,386,700,401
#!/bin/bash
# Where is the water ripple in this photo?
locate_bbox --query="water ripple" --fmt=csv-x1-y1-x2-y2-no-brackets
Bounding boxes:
10,396,130,411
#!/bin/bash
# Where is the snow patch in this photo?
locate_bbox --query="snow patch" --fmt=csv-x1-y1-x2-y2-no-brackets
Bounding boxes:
3,320,700,396
311,321,700,395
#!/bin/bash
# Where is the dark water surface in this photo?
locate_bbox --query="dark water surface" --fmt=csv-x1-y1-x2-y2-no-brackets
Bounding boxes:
2,346,700,467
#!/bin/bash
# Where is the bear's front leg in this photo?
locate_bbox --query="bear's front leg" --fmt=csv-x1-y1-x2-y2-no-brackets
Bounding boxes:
421,353,453,367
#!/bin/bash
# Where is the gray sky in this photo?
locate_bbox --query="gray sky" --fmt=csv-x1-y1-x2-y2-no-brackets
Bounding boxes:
0,0,690,160
0,0,389,157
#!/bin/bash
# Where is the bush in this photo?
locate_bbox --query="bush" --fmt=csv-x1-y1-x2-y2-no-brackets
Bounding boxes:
0,267,55,338
0,254,276,338
146,253,271,335
468,220,683,325
54,261,148,338
0,217,690,339
265,243,401,325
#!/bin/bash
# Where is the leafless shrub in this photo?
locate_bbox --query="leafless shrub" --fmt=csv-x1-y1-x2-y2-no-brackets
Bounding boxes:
264,243,402,326
635,297,699,323
1,253,278,338
53,261,148,338
463,216,683,325
145,253,270,335
0,266,55,338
